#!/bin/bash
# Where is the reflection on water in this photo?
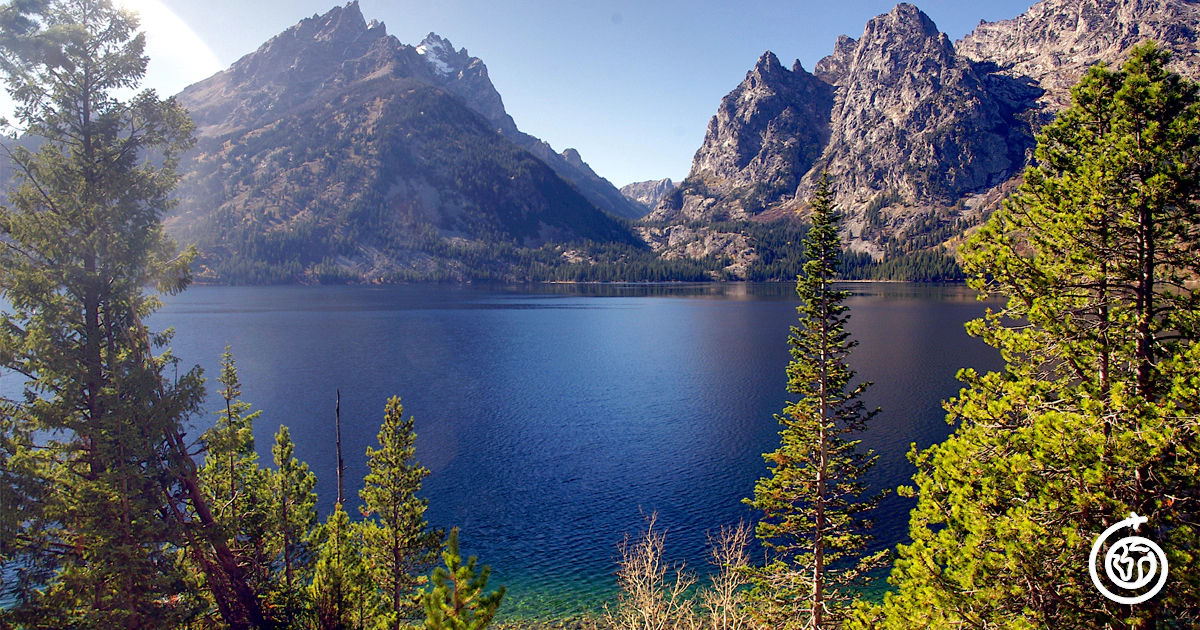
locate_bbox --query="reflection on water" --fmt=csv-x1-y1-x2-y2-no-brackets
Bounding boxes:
145,282,1002,617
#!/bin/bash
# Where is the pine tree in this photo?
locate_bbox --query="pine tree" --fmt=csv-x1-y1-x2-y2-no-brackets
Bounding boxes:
269,424,319,627
199,347,274,606
858,43,1200,629
745,174,887,629
310,504,372,630
360,396,443,629
422,528,505,630
0,2,275,626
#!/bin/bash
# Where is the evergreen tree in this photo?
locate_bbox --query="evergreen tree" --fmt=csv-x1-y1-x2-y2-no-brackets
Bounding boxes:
745,174,887,629
360,396,443,629
858,43,1200,629
310,504,372,630
199,347,274,607
269,424,319,627
0,1,270,627
422,528,505,630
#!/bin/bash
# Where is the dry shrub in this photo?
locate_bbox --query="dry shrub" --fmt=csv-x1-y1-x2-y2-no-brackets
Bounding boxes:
599,516,759,630
698,522,755,630
601,513,698,630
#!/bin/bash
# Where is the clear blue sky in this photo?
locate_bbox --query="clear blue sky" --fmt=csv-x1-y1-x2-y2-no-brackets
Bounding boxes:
161,0,1038,187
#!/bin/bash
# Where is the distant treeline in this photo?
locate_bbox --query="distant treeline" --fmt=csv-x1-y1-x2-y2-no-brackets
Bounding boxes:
199,217,965,285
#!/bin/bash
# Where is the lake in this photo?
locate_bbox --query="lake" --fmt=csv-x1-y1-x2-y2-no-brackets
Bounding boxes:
153,282,1003,618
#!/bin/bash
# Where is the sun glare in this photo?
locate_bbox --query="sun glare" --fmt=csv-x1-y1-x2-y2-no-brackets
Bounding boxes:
0,0,224,128
116,0,224,96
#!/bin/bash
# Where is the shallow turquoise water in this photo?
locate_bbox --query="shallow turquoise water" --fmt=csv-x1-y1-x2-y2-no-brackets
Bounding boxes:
152,282,1002,618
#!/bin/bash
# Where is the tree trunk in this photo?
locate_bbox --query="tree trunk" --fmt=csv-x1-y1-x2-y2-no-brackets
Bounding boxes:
812,277,830,630
164,426,277,630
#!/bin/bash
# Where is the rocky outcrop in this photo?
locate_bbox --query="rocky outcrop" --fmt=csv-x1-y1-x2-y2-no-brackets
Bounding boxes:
648,52,835,223
634,225,757,279
958,0,1200,110
806,3,1038,255
170,2,637,282
650,3,1042,258
620,178,675,210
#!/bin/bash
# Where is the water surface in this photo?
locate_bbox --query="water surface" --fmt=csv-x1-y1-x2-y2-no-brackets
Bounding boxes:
154,282,1002,617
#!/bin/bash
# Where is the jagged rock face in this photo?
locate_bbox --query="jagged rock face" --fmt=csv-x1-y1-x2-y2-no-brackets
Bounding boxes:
651,3,1041,259
806,3,1037,253
415,33,518,136
180,3,403,138
648,52,835,223
958,0,1200,110
170,2,636,282
620,178,676,210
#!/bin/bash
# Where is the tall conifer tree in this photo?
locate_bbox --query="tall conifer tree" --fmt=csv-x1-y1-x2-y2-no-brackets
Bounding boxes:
270,424,319,626
859,43,1200,629
746,174,886,629
360,396,443,629
0,2,273,627
199,348,274,605
310,504,372,630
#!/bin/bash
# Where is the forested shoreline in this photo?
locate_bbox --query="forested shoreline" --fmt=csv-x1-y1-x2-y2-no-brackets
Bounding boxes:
2,1,1200,629
195,221,965,286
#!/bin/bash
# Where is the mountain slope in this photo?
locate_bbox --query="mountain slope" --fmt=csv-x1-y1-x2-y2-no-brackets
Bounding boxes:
410,32,649,219
958,0,1200,110
169,2,638,282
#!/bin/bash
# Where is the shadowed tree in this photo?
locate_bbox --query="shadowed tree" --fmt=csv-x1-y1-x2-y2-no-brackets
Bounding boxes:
269,424,319,626
0,1,273,627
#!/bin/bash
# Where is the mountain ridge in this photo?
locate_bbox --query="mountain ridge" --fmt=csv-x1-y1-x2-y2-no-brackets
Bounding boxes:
168,1,642,283
648,0,1199,269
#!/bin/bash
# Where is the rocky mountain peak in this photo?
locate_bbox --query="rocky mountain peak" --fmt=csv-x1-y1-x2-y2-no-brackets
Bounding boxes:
843,3,954,87
620,179,676,211
647,50,835,223
880,3,940,38
561,148,586,168
753,51,784,74
803,2,1034,254
958,0,1200,109
814,35,859,84
306,1,374,42
415,32,470,76
653,2,1040,263
178,2,395,136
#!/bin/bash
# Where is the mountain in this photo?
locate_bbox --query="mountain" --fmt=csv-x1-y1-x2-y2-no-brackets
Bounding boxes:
648,53,835,224
957,0,1200,110
649,3,1042,262
620,178,675,210
407,32,648,220
806,4,1038,256
169,2,639,282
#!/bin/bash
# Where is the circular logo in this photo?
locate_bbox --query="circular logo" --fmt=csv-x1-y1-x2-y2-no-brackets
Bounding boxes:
1089,513,1168,605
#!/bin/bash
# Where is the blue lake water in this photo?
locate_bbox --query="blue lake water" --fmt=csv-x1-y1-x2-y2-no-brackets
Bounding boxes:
151,282,1003,618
